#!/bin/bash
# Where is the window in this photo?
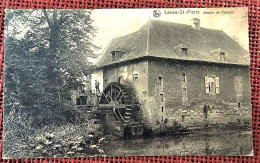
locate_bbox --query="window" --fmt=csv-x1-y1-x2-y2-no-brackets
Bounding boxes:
160,94,164,102
210,49,225,61
112,53,116,61
111,51,125,61
174,44,188,55
220,52,225,61
104,78,108,85
234,76,243,102
205,76,220,94
182,74,188,104
182,115,185,122
76,96,87,105
234,76,243,93
133,74,138,81
215,77,220,94
159,77,163,87
181,48,188,55
118,77,123,84
182,74,186,82
76,98,81,105
182,88,187,100
162,107,164,113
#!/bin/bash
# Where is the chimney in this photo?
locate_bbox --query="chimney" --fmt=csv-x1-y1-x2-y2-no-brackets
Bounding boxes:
191,18,200,30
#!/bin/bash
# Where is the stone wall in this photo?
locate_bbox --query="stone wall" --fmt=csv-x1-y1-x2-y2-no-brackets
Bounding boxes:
102,60,151,127
99,58,251,133
147,58,251,132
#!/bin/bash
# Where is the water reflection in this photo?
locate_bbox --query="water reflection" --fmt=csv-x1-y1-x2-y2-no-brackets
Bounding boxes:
104,131,253,156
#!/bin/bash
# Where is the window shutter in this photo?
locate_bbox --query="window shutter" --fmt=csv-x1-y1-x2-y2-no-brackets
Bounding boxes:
205,76,208,83
215,77,219,87
206,86,210,94
216,88,220,94
215,77,220,94
205,76,210,94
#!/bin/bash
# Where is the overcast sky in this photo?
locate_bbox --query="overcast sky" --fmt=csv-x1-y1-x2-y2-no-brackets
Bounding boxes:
91,8,248,56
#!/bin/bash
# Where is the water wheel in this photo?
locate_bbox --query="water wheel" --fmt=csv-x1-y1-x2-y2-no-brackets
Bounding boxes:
99,82,133,124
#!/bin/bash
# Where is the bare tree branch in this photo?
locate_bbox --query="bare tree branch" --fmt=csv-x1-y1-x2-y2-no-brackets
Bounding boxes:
53,10,58,26
58,11,66,26
43,10,52,28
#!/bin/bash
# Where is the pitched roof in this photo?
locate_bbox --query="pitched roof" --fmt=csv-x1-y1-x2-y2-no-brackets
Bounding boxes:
95,20,249,67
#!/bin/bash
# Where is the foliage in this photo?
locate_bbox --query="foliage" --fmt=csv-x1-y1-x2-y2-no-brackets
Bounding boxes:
6,9,99,90
3,9,100,158
231,35,244,48
3,117,103,158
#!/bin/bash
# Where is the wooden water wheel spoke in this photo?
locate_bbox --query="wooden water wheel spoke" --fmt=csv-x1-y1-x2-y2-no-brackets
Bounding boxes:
114,89,117,101
114,104,126,109
102,92,110,104
106,91,112,102
115,91,123,102
118,93,124,102
110,85,113,101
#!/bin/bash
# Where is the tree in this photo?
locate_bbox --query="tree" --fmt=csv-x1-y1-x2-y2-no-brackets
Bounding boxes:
4,9,99,126
6,9,98,88
41,10,98,90
231,35,244,48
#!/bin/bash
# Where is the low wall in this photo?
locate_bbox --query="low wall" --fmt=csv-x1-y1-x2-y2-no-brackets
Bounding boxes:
151,101,251,133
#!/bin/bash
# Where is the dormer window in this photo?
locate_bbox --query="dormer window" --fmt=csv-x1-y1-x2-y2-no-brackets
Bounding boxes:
181,48,188,55
112,52,116,61
111,50,125,61
174,44,188,55
210,48,225,61
220,52,225,61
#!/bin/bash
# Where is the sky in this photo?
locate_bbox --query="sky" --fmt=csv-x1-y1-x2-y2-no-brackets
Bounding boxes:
91,8,249,57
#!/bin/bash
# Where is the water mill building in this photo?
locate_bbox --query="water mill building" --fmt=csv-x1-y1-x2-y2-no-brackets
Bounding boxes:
91,18,251,134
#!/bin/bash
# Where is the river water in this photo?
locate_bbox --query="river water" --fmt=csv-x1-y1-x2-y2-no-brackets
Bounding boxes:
103,131,253,156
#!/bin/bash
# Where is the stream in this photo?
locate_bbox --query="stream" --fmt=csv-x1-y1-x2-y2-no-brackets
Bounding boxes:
103,131,253,156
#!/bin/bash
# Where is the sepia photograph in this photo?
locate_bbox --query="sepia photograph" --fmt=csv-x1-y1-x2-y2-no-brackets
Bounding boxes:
3,8,253,158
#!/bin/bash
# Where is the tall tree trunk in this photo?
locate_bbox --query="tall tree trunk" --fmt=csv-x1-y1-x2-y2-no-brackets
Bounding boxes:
43,10,62,92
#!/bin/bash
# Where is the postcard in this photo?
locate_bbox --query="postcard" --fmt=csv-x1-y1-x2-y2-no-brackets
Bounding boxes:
3,8,253,158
